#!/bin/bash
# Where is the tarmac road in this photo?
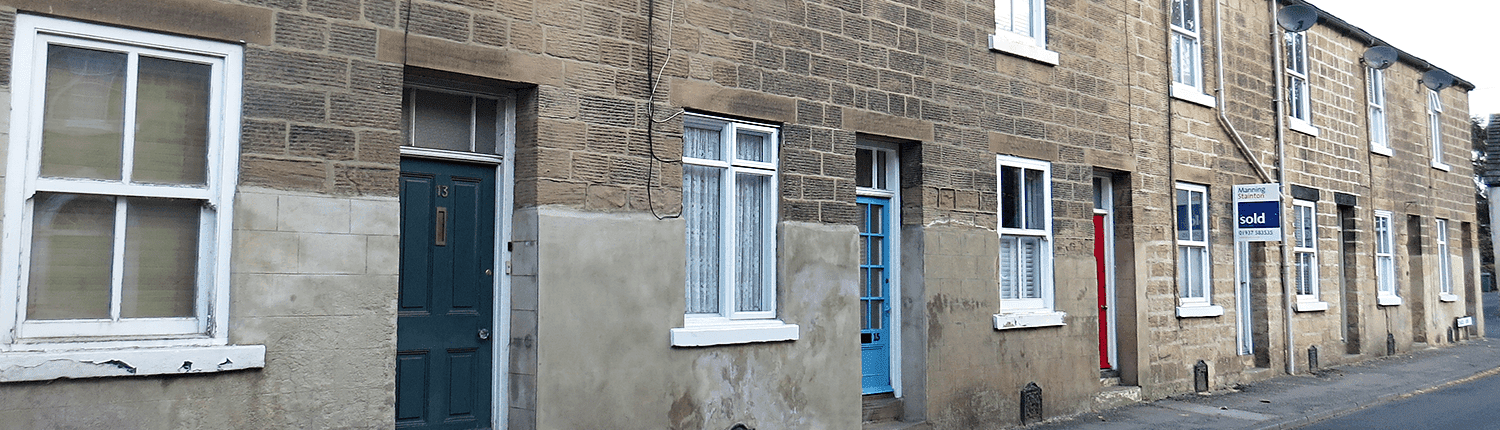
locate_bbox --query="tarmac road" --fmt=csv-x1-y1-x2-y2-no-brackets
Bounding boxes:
1296,290,1500,430
1298,371,1500,429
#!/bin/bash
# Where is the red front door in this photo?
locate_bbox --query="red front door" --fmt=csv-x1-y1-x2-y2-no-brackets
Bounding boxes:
1094,214,1111,369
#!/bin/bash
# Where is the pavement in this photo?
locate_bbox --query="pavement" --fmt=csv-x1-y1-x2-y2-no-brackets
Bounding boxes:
1031,290,1500,430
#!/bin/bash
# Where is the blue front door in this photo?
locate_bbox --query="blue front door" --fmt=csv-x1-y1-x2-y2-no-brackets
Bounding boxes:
859,196,893,395
397,158,496,429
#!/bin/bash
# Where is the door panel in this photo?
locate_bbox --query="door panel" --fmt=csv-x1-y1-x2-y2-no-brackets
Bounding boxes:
859,196,893,395
1094,214,1111,369
398,158,496,429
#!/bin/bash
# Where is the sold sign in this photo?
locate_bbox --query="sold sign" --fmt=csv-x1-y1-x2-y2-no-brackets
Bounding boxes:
1234,184,1282,242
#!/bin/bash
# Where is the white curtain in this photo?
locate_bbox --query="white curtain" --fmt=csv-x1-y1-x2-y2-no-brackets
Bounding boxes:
735,173,769,312
684,165,721,314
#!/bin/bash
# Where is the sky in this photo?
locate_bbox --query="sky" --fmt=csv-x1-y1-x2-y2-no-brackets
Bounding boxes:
1306,0,1498,123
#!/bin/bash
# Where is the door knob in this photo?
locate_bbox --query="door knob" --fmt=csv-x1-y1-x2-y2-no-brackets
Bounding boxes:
477,328,491,341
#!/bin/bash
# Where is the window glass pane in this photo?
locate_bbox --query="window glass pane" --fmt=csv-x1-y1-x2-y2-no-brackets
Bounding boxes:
736,130,771,163
27,192,116,320
1024,168,1045,230
412,89,473,152
1190,191,1205,242
41,45,127,181
855,149,872,188
1176,189,1191,241
875,150,888,190
133,56,211,186
1010,0,1031,36
1184,0,1197,31
1020,236,1040,299
1171,0,1184,28
121,197,199,318
1001,166,1021,228
474,97,498,154
1093,177,1105,210
735,173,770,312
1000,236,1016,299
684,125,722,161
683,165,722,314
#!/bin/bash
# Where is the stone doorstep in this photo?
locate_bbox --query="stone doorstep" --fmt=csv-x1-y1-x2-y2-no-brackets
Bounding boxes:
862,420,933,430
861,393,902,423
1094,385,1143,412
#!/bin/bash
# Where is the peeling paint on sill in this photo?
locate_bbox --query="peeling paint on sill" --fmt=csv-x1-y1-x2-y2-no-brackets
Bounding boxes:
0,344,264,382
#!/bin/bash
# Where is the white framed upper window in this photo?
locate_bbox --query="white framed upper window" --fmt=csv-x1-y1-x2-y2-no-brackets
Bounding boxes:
672,113,797,347
1292,200,1321,304
2,15,244,348
1437,218,1456,302
1374,211,1400,306
990,0,1058,64
1428,90,1449,170
1169,0,1213,106
1286,31,1317,136
1367,68,1390,155
993,155,1064,329
1174,183,1219,317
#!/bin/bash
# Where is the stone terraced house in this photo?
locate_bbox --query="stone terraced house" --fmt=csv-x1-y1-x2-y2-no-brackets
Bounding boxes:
0,0,1480,429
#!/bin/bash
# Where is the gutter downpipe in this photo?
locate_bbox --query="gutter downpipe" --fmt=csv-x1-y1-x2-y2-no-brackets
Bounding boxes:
1215,0,1273,183
1269,0,1295,375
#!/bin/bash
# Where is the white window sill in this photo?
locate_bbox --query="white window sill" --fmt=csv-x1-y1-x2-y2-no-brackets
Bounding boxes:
0,344,265,383
1294,300,1329,312
993,311,1066,330
1176,304,1224,318
670,320,799,347
1377,295,1403,307
1371,145,1392,157
988,33,1059,66
1170,84,1216,108
1440,293,1460,303
1288,119,1320,137
1432,162,1451,172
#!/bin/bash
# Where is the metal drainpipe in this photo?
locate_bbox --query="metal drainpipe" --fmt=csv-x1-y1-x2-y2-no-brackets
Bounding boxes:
1214,0,1273,183
1269,0,1295,375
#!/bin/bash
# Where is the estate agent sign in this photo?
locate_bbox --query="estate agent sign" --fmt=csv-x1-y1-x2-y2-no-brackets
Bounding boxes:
1234,184,1281,242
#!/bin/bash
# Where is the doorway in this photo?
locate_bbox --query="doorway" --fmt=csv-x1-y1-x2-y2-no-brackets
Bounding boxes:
857,143,900,396
395,83,515,429
1093,176,1116,370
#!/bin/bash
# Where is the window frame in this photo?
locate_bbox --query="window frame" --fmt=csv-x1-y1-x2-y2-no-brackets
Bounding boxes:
1437,218,1456,302
1429,90,1449,170
0,15,263,382
1374,210,1401,306
671,113,798,347
1367,68,1391,155
1285,30,1318,136
993,155,1064,329
989,0,1058,65
1292,200,1319,301
1174,183,1217,311
1169,0,1213,106
1,15,242,350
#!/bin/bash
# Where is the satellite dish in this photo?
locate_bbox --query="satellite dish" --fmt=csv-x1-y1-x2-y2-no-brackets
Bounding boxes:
1421,69,1453,91
1276,4,1318,32
1361,46,1397,70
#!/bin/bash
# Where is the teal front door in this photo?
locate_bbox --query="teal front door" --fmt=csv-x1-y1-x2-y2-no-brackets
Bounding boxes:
397,158,496,429
859,195,893,395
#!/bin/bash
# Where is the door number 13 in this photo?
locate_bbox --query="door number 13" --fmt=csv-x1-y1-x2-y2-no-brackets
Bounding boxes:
436,185,449,197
